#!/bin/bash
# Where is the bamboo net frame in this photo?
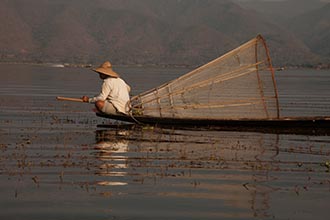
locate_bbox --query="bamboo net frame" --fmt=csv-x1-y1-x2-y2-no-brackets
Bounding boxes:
130,35,280,120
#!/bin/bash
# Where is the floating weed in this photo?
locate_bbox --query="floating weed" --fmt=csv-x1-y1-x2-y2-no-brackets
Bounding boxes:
320,161,330,172
0,143,8,152
32,176,40,188
59,171,64,183
294,185,300,196
192,180,200,188
243,183,249,190
100,191,112,197
77,182,92,192
142,125,154,131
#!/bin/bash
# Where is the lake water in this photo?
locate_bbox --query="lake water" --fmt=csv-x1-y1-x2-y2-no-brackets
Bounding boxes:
0,64,330,220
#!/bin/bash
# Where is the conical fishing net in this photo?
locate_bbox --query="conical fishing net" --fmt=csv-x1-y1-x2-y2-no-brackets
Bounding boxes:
130,35,279,120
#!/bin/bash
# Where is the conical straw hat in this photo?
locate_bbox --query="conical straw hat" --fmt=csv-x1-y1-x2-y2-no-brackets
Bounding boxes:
93,61,119,78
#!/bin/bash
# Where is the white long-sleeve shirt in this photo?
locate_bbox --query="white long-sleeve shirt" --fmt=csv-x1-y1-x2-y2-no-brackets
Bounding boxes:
89,77,131,114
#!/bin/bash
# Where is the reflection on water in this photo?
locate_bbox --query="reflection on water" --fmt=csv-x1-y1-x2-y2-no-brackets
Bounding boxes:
92,125,330,219
1,124,330,219
1,64,330,220
94,129,129,187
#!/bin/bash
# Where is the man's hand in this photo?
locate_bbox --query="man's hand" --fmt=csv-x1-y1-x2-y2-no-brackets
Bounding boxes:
82,96,89,102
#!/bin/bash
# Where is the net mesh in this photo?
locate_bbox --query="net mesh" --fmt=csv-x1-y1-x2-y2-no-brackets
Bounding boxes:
130,35,279,120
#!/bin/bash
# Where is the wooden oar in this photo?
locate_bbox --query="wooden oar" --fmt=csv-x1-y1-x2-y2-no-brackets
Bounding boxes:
56,96,84,102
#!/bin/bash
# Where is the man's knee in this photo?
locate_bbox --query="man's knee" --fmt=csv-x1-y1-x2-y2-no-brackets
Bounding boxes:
95,100,105,111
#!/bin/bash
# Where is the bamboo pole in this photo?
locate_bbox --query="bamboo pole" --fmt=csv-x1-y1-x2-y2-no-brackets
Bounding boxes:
56,96,84,102
259,35,280,118
255,41,269,118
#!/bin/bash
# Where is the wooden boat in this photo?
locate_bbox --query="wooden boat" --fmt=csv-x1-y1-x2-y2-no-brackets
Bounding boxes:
96,112,330,133
95,35,330,132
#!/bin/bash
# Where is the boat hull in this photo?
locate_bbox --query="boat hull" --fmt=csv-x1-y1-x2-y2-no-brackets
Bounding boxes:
96,112,330,134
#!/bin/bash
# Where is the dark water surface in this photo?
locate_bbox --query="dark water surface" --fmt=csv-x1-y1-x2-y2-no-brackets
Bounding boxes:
1,64,330,220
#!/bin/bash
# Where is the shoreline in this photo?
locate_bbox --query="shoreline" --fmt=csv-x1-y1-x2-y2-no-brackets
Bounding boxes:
0,61,329,70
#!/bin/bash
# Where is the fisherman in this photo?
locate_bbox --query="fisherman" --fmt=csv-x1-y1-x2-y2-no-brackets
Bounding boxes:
82,61,131,115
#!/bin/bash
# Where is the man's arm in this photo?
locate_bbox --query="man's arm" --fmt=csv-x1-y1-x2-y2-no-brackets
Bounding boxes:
83,81,111,103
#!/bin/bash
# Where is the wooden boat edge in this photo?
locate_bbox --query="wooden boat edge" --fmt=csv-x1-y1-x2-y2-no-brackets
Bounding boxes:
96,112,330,128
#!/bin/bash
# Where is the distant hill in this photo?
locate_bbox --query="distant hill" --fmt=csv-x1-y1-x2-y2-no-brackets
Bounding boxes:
287,3,330,58
0,0,327,67
236,0,328,23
